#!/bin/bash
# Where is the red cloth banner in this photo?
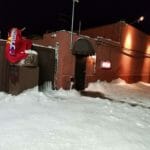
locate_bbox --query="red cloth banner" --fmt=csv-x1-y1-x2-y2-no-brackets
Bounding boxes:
5,28,32,63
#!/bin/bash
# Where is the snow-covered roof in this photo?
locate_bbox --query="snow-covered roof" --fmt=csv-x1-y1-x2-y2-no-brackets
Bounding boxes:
32,43,56,50
95,36,120,47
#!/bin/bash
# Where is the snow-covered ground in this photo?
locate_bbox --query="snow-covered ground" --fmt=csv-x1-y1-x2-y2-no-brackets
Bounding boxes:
85,78,150,108
0,79,150,150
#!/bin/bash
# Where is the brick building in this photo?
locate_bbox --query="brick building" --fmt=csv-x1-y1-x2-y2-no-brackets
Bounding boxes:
82,21,150,83
33,21,150,90
1,21,149,92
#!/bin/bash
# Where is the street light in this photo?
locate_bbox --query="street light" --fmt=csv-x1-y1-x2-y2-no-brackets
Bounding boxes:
70,0,79,49
130,16,144,25
137,16,144,22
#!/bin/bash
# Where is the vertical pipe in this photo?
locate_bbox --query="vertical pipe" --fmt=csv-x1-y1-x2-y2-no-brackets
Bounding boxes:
78,20,81,35
70,0,75,49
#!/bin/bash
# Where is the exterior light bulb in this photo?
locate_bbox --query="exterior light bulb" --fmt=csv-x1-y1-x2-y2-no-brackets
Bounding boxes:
138,16,144,22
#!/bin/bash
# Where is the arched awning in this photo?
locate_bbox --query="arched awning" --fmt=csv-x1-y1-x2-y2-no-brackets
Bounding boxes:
72,38,95,56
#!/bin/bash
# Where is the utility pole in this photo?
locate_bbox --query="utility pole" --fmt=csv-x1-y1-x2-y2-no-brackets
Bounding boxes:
70,0,79,49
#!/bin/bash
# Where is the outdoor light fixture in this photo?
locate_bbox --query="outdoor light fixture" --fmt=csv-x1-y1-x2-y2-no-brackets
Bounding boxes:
91,55,96,60
100,60,111,69
138,16,144,22
70,0,79,49
130,16,144,25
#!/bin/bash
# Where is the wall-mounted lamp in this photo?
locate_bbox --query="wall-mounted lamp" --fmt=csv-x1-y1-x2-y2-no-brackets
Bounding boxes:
100,60,111,69
91,55,96,61
51,33,57,38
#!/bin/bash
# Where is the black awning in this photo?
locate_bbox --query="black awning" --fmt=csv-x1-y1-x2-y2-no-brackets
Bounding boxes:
72,38,95,56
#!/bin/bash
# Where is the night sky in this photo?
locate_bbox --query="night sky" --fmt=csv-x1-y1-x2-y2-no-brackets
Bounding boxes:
0,0,150,38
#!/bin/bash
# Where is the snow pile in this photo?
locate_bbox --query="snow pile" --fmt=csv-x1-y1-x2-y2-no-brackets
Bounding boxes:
85,78,150,107
25,49,38,55
0,79,150,150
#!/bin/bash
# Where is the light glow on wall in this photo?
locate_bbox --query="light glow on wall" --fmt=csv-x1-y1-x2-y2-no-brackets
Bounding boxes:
141,44,150,81
146,45,150,54
124,32,132,50
87,55,96,74
88,55,96,64
119,27,134,79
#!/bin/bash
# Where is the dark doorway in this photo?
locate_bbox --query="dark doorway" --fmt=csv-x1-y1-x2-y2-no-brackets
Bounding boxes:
32,46,55,90
74,55,86,90
72,38,95,91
